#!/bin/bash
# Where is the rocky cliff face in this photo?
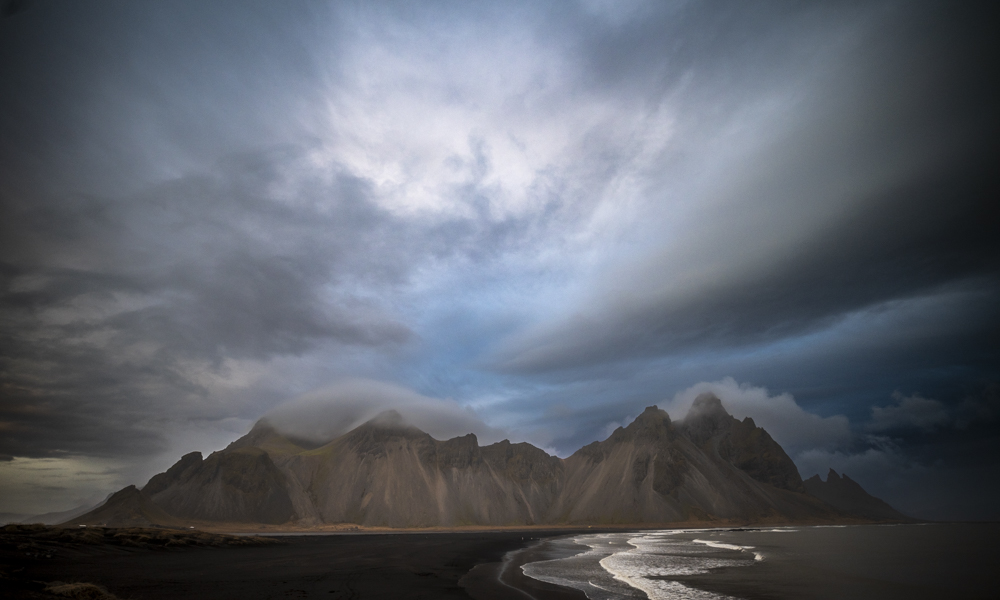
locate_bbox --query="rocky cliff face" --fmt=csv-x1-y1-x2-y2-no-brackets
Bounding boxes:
261,411,564,527
681,394,804,493
143,447,294,524
91,393,906,527
553,397,831,524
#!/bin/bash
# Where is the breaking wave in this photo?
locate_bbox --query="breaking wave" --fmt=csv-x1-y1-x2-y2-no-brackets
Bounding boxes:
521,529,763,599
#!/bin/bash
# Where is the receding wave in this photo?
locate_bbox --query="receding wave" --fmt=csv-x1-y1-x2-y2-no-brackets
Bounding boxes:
520,534,645,599
761,528,797,532
521,530,758,599
693,539,764,561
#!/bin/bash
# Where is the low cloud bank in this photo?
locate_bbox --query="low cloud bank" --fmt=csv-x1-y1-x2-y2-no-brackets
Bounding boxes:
869,385,999,432
662,377,851,457
263,379,507,445
869,391,950,432
658,378,1000,520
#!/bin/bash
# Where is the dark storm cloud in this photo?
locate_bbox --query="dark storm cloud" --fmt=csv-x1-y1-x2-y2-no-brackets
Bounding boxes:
0,140,552,459
494,156,999,373
1,0,997,519
492,1,1000,375
0,1,563,462
0,166,396,457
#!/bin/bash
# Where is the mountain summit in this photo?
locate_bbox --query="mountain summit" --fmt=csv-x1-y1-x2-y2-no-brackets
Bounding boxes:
804,469,914,522
71,395,909,527
551,396,828,524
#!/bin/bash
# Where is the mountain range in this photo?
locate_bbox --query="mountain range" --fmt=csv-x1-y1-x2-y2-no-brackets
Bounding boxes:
66,393,911,528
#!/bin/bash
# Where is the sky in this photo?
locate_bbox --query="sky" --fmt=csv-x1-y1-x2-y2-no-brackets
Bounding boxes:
0,0,997,522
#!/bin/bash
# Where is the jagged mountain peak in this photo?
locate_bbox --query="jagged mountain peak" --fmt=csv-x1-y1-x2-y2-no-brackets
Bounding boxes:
366,409,407,429
570,405,675,467
226,419,322,454
610,405,673,443
681,393,736,446
343,410,437,456
135,397,909,527
482,439,562,484
675,394,805,492
112,485,140,498
804,469,914,522
346,409,430,437
143,446,295,524
143,451,203,496
226,420,277,449
635,404,672,423
685,392,732,423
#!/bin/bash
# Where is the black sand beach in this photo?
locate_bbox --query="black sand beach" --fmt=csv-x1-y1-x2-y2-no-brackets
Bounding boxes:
459,535,589,600
6,523,996,599
0,526,587,599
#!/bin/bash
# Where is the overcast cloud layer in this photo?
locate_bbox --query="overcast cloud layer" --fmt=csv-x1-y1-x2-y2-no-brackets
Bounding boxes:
0,0,997,520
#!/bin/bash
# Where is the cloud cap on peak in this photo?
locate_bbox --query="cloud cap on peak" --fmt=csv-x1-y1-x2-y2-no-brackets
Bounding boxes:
685,393,731,421
662,378,850,457
262,379,505,445
365,409,408,430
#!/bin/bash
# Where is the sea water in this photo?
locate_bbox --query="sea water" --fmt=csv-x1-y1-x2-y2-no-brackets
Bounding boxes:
519,523,1000,600
521,529,762,599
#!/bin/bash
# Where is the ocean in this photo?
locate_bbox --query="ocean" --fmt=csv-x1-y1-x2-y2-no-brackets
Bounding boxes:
517,523,999,599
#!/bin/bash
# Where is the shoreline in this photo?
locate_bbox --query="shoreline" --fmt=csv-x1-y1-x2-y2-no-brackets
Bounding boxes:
5,522,972,600
491,523,1000,600
1,525,599,600
164,513,902,535
460,534,592,600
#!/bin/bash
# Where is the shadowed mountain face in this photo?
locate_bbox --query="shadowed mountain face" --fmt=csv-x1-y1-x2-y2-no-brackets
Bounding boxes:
143,447,294,524
681,394,805,493
554,396,828,523
804,469,915,522
259,411,565,527
72,395,907,527
65,486,185,528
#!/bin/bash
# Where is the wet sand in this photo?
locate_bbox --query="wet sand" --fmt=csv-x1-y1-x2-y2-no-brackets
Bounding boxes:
460,536,590,600
0,526,592,599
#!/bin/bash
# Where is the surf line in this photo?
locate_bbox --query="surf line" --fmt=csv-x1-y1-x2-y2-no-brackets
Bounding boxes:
693,539,764,561
496,544,543,600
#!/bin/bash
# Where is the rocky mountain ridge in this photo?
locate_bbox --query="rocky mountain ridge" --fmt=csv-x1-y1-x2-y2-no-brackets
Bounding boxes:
804,468,914,522
68,393,910,527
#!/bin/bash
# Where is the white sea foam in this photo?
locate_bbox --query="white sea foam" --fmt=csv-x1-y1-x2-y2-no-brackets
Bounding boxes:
692,539,745,551
522,531,755,600
692,539,764,561
520,534,645,599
